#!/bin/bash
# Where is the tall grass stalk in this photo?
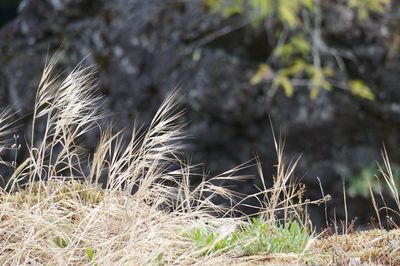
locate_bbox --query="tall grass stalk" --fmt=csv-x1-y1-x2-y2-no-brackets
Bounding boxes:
0,57,315,265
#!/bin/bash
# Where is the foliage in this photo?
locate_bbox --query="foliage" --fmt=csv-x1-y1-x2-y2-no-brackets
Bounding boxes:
205,0,313,26
237,218,310,255
348,80,376,100
85,247,95,262
347,163,380,198
185,223,232,254
185,218,310,256
205,0,390,101
349,0,391,20
347,162,400,198
154,252,164,266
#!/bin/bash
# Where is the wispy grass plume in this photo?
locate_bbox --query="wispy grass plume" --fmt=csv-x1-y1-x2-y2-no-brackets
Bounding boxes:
0,56,322,265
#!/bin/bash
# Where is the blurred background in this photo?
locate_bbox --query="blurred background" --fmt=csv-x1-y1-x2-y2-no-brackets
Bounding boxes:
1,0,400,229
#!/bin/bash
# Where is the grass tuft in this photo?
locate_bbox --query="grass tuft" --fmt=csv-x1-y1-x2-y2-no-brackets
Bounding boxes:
185,218,310,257
0,56,399,265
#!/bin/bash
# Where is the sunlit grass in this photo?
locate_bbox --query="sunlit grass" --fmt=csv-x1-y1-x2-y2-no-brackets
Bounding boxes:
0,55,399,265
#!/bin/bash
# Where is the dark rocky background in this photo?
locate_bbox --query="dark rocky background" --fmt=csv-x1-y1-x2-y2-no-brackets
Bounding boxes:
1,0,400,229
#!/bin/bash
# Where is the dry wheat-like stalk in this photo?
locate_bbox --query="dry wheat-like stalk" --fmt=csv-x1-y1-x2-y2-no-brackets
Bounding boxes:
0,56,313,265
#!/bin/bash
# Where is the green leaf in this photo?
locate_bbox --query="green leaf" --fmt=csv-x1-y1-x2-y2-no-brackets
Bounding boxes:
300,0,314,10
278,5,298,28
274,74,294,97
250,0,273,17
349,0,390,21
53,236,68,248
156,252,164,266
322,66,334,77
321,80,332,91
291,35,311,55
85,247,95,262
250,64,271,85
347,163,380,198
349,80,375,100
273,44,294,61
285,60,306,76
221,0,244,18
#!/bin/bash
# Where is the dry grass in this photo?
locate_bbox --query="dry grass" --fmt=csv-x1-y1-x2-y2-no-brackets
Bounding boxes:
313,229,400,265
0,56,314,265
0,56,399,265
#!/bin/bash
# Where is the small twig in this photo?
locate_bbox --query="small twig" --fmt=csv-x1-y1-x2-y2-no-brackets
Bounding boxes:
342,180,348,234
317,177,330,230
190,20,248,48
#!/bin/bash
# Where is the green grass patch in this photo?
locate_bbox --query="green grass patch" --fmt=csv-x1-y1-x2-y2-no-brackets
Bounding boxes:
185,218,310,256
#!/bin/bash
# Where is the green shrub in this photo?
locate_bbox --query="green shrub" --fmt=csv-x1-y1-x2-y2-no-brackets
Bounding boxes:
204,0,391,101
